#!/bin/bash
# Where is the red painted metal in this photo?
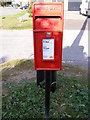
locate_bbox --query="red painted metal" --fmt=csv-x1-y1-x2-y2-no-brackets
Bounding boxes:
32,2,64,70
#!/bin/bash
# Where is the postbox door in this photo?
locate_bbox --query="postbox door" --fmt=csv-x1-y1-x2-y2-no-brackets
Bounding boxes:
34,31,62,70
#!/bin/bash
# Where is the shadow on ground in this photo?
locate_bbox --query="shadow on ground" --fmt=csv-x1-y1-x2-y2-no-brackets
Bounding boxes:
1,59,88,83
62,18,88,67
1,59,36,82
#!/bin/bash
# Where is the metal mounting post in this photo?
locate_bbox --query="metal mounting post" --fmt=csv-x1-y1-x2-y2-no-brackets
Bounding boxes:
37,70,44,86
45,70,50,118
50,70,56,93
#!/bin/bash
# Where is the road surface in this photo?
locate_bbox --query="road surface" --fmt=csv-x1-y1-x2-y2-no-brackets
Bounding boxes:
0,11,89,68
0,7,22,16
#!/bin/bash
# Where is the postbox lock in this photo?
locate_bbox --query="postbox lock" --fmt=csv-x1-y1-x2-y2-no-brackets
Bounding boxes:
46,32,51,37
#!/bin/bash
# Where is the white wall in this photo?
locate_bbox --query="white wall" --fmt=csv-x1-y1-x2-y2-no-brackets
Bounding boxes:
64,0,68,11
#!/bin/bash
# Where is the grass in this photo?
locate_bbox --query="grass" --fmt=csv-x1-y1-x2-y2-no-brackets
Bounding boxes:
0,11,33,30
1,59,34,71
1,59,34,82
1,59,89,119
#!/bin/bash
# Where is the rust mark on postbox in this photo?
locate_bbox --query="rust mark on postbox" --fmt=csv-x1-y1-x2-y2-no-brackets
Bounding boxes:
32,2,64,70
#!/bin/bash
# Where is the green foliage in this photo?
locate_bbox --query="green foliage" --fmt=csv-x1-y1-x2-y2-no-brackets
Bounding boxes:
2,71,89,119
2,80,45,119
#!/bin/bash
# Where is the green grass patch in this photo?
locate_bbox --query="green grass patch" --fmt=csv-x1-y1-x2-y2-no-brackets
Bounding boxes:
0,11,33,30
1,59,89,119
2,75,88,119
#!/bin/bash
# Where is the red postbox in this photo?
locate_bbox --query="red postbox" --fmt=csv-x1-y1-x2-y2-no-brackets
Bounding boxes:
32,2,64,70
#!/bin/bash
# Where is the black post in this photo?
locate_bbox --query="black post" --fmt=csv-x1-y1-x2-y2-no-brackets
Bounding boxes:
37,70,44,86
50,70,56,93
45,70,50,118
